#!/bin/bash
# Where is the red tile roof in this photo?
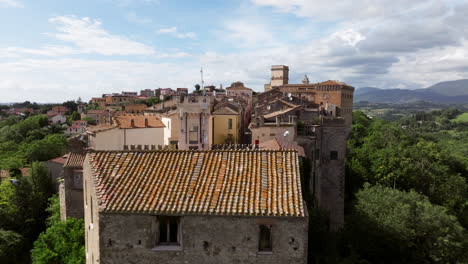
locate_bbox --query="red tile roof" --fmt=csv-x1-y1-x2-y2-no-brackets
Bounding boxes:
49,154,69,165
87,150,305,217
259,139,305,157
114,115,165,128
64,152,86,168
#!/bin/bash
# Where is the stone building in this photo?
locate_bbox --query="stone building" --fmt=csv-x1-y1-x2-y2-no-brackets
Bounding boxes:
263,65,354,128
252,65,354,230
59,152,86,220
83,150,308,264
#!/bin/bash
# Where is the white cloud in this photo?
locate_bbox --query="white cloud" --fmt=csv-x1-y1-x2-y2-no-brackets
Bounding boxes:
223,20,275,47
157,27,197,39
0,0,23,8
49,16,155,55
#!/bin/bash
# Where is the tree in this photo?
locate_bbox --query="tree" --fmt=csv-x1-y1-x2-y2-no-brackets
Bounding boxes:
20,134,67,162
70,112,81,121
31,196,85,264
0,229,24,264
194,84,202,94
346,184,467,264
62,101,78,113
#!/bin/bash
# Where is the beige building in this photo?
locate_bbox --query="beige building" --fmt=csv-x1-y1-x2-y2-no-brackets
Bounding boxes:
177,96,212,150
83,149,308,264
210,102,241,145
160,110,179,147
87,115,165,150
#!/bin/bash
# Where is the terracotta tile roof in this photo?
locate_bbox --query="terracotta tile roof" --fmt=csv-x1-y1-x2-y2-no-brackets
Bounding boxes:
264,106,301,119
87,150,305,217
317,80,348,86
49,154,69,165
114,115,165,128
87,124,115,133
259,139,305,157
64,152,86,168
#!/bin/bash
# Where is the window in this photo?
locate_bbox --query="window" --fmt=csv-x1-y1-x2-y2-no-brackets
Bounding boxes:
157,216,180,245
330,151,338,160
259,225,272,252
228,119,233,129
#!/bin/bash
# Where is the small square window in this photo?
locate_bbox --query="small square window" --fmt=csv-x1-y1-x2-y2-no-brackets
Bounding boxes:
330,151,338,160
259,225,272,252
157,216,180,245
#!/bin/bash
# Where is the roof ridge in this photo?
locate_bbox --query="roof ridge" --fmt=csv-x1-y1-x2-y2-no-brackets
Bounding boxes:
87,149,299,153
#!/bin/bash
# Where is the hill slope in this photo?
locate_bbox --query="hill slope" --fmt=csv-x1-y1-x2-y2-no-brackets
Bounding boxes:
355,80,468,104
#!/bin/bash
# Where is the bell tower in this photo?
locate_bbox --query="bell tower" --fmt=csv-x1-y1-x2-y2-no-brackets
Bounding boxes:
270,65,289,88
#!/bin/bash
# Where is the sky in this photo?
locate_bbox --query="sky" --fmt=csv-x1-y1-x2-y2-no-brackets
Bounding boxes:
0,0,467,103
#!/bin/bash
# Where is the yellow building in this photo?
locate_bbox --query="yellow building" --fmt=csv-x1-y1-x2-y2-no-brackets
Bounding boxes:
210,103,241,145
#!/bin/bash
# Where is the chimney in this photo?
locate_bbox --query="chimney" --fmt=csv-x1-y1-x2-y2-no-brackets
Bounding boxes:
130,118,135,127
144,118,148,127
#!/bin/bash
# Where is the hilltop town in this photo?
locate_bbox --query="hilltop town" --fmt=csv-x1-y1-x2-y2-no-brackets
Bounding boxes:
0,65,354,263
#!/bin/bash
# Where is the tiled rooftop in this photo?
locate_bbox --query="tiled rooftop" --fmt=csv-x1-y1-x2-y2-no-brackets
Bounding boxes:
87,150,305,217
114,115,165,128
64,152,86,168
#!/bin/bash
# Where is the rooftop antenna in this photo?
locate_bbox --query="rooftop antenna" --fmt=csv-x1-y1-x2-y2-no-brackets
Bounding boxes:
200,67,204,93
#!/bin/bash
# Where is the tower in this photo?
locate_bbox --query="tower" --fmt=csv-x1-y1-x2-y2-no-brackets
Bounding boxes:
265,65,289,90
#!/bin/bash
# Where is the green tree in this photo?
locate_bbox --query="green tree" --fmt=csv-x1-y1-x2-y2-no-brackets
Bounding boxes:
20,134,67,162
70,112,81,121
0,229,24,264
346,184,467,264
31,196,85,264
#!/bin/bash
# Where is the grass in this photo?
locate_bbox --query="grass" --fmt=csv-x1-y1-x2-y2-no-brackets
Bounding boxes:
452,112,468,123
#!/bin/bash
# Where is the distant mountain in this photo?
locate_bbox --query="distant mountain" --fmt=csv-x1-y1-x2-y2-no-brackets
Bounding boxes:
426,79,468,96
355,80,468,104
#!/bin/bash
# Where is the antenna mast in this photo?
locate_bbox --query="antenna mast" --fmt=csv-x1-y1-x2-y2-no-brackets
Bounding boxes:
200,67,204,93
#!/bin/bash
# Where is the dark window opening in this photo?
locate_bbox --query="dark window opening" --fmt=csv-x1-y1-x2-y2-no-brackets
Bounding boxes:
259,225,272,252
158,216,180,245
330,151,338,160
228,118,233,129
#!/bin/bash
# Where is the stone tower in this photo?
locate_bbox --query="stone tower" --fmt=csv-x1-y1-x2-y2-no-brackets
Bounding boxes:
265,65,289,90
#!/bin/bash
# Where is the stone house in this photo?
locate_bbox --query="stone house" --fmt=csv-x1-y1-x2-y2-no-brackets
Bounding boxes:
87,115,165,150
46,154,68,189
66,120,87,135
83,150,308,264
47,112,66,124
59,152,86,220
84,109,110,125
140,89,155,98
52,105,69,115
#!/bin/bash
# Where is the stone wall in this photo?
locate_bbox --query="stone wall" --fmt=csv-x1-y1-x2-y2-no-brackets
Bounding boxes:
60,168,84,219
96,213,308,264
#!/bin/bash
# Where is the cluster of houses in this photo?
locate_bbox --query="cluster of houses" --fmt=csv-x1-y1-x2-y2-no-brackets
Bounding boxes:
49,65,354,264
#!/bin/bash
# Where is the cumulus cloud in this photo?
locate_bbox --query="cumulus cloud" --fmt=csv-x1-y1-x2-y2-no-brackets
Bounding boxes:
49,16,155,55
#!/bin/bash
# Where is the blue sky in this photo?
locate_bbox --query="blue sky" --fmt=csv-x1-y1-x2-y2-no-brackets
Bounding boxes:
0,0,467,102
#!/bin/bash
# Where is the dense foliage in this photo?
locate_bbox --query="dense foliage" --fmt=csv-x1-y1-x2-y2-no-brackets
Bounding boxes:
31,196,85,264
0,163,56,263
336,109,468,263
346,184,466,263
